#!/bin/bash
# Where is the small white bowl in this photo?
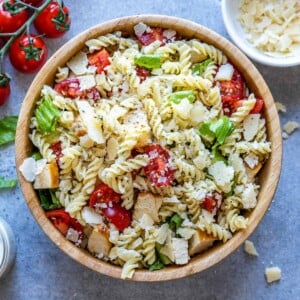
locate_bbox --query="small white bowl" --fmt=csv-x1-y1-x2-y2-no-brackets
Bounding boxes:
221,0,300,67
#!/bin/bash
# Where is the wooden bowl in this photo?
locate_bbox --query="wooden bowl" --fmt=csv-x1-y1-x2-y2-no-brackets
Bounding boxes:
15,15,282,281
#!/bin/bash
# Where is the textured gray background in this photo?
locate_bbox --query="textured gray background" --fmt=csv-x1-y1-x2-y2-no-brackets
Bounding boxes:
0,0,299,299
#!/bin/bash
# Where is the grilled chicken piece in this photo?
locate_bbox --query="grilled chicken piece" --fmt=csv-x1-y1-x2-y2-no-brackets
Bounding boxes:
188,229,216,256
33,163,59,189
87,224,112,257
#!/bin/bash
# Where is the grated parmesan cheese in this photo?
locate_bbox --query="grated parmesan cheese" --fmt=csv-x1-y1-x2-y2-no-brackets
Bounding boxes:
265,266,282,283
244,240,258,256
238,0,300,56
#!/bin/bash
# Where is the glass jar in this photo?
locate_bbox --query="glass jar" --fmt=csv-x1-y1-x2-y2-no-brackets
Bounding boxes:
0,218,16,279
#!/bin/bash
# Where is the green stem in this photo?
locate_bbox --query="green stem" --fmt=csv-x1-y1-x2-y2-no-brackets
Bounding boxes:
0,0,52,74
15,0,39,10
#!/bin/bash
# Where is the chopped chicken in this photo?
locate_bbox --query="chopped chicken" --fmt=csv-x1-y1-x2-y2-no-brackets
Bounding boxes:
245,162,262,182
33,163,59,189
188,229,216,256
133,192,162,223
87,224,112,257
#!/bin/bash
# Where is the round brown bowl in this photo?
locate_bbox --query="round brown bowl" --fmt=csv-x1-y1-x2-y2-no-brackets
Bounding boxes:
15,15,282,281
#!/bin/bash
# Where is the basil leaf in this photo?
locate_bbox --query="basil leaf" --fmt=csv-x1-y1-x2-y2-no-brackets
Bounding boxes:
0,116,18,146
192,58,213,76
134,54,162,69
149,259,165,271
38,189,61,210
35,94,61,134
0,176,17,189
168,213,183,232
169,90,196,104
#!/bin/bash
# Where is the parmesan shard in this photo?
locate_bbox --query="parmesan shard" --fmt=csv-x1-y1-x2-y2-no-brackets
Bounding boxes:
215,63,234,81
243,114,260,141
66,51,88,75
244,240,259,256
76,100,104,144
265,266,282,283
82,207,103,224
77,74,96,90
171,238,189,265
283,121,299,135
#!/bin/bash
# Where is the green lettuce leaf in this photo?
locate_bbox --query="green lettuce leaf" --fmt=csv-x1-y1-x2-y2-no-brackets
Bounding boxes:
168,213,183,232
0,176,17,189
134,54,162,69
35,94,61,134
38,189,61,210
169,90,196,104
0,116,18,146
192,58,213,76
149,258,165,271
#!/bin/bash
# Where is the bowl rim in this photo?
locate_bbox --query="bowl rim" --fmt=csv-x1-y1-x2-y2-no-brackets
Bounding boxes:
221,0,300,67
15,14,282,281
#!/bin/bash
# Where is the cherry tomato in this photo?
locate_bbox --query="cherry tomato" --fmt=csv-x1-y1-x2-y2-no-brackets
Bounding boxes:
250,98,264,114
136,66,151,82
46,209,71,235
88,49,111,74
89,183,121,208
0,73,10,106
0,0,29,34
34,1,70,38
9,34,47,73
202,193,222,213
50,141,63,165
22,0,43,6
144,144,174,187
54,78,101,100
136,27,164,46
102,203,132,232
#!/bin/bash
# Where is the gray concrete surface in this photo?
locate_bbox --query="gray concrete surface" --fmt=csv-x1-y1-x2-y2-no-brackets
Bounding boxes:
0,0,299,299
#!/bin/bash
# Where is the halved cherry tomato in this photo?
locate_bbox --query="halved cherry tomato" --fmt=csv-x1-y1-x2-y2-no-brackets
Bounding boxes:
88,49,111,74
34,1,70,38
9,34,48,73
144,144,174,187
54,78,100,100
202,193,222,213
50,141,62,165
102,203,132,232
136,66,151,82
250,98,264,114
0,73,10,106
0,0,29,34
46,209,71,235
89,183,121,208
136,27,164,46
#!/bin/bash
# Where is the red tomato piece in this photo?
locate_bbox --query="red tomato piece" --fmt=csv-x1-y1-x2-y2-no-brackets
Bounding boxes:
22,0,43,6
102,203,132,232
89,183,121,208
50,141,63,165
136,66,151,81
144,144,174,187
250,98,264,114
136,27,164,46
46,209,71,235
88,49,111,74
85,87,101,101
0,0,29,34
34,1,70,38
202,193,222,213
0,73,10,106
54,78,83,98
9,34,48,73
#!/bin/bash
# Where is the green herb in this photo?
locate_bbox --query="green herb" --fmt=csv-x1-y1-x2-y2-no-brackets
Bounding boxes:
0,176,17,189
149,258,165,271
32,152,42,160
155,243,171,265
134,54,162,69
199,116,235,146
192,58,213,76
168,213,183,232
35,94,61,134
0,116,18,146
211,144,227,164
38,189,61,210
169,90,196,104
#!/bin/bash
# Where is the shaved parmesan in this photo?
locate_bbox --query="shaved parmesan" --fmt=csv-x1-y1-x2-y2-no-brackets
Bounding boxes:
243,114,260,141
78,75,96,90
76,100,104,144
241,183,257,209
67,51,88,75
138,213,154,229
244,240,258,256
215,63,234,81
275,101,286,113
283,121,299,135
172,238,189,265
82,207,103,224
156,223,169,245
19,157,47,182
265,266,281,283
134,22,148,36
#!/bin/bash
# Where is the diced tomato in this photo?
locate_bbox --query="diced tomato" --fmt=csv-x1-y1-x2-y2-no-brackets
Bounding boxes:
136,66,151,81
55,78,83,98
250,98,264,114
136,27,164,46
89,183,121,208
85,87,101,100
88,49,111,74
202,193,223,213
144,144,174,187
50,141,63,165
46,209,72,235
102,203,132,232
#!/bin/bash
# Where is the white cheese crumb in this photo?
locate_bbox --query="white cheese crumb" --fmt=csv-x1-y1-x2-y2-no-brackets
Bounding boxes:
243,114,260,141
163,29,176,39
241,183,257,209
265,266,282,283
172,238,189,265
156,223,169,244
78,75,96,90
244,240,259,256
66,228,80,243
208,161,234,193
215,63,234,81
82,207,103,224
19,157,47,182
66,51,89,75
177,227,196,240
283,121,299,135
244,153,259,169
275,101,286,113
134,22,148,36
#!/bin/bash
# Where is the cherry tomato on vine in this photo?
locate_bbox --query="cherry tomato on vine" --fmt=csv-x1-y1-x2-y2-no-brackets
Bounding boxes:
34,1,70,38
0,73,10,106
0,0,29,33
9,34,48,73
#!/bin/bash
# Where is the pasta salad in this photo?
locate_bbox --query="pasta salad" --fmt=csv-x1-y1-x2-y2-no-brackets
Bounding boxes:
20,22,271,279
